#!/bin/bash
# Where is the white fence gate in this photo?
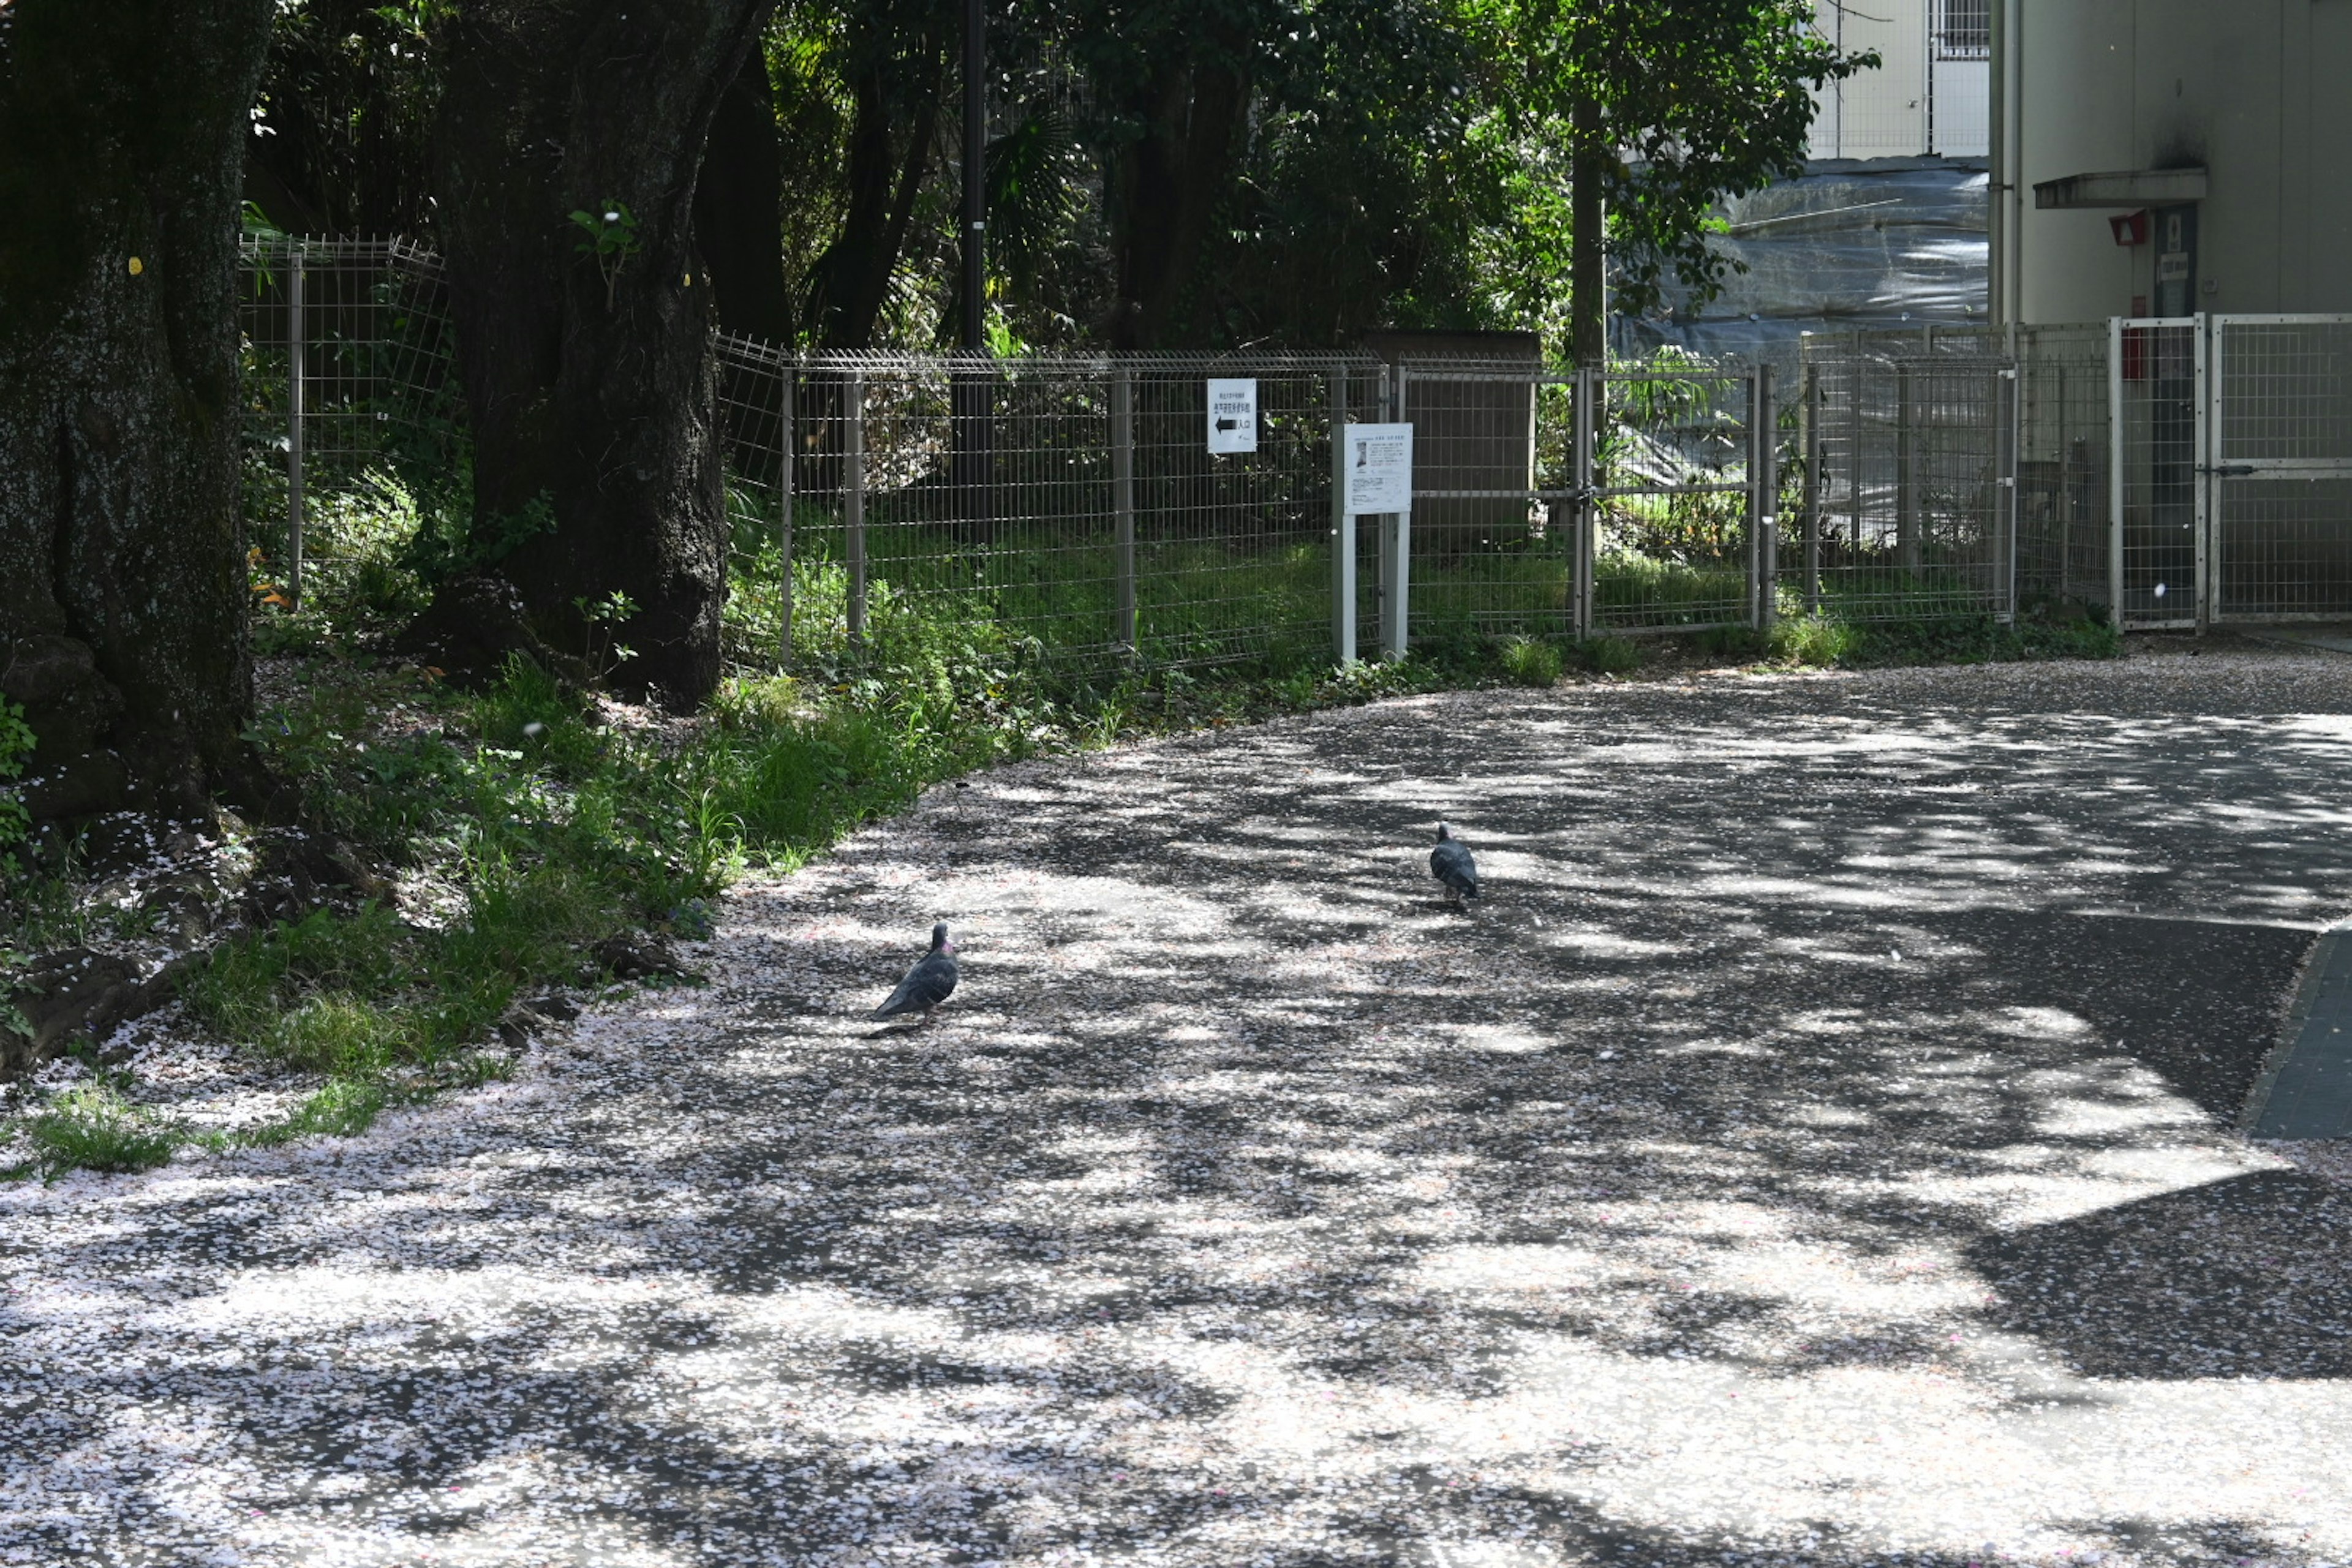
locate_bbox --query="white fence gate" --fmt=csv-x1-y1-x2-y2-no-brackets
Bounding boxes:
2108,313,2352,629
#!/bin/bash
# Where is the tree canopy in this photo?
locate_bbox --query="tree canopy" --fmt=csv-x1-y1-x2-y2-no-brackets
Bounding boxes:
245,0,1870,359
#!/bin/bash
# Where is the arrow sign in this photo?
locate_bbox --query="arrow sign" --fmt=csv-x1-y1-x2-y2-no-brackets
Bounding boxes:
1207,379,1258,454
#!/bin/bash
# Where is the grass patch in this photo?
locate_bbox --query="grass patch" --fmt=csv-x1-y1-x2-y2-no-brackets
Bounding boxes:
1498,636,1566,688
1769,608,2122,669
9,1080,182,1183
1578,635,1643,675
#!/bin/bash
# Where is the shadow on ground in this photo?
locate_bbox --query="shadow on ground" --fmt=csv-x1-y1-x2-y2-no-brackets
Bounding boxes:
7,653,2352,1565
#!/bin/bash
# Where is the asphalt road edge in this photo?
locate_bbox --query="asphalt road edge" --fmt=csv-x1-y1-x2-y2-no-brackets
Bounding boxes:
2244,921,2352,1140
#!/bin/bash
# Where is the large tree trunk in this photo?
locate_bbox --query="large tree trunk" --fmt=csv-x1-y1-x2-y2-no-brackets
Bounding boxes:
0,0,274,828
693,48,793,344
1108,56,1250,352
432,0,774,708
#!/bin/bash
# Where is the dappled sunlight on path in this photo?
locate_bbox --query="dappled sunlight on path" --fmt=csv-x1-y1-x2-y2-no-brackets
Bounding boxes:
7,652,2352,1566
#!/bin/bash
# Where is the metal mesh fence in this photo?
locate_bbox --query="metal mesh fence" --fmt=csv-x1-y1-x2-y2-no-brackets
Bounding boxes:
237,237,462,610
235,239,1798,670
2210,316,2352,622
2110,318,2202,627
2011,323,2111,608
718,352,1381,674
245,239,2352,667
1803,334,2013,619
1798,322,2111,622
1392,365,1578,646
1592,366,1763,635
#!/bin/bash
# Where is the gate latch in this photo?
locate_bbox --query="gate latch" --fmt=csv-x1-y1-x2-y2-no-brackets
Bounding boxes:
2196,464,2258,477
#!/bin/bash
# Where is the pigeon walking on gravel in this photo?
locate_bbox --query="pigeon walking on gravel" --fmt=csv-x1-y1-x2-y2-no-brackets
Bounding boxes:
1430,822,1480,906
871,922,959,1024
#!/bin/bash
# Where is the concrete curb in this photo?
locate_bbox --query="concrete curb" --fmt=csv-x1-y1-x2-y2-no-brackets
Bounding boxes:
2245,921,2352,1140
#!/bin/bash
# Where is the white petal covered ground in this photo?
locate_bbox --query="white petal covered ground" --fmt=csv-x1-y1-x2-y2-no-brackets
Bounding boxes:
7,647,2352,1568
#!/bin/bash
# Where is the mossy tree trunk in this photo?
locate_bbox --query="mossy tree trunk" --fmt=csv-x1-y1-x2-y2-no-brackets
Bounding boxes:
0,0,274,826
432,0,775,709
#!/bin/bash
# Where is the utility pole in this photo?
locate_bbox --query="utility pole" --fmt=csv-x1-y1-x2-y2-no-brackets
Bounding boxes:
960,0,984,352
952,0,992,535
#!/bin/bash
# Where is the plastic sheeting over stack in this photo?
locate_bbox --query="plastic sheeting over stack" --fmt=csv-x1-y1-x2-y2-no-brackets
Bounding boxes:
1610,158,1989,379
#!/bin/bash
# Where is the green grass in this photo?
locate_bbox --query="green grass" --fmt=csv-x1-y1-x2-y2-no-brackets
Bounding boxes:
1578,635,1644,675
1593,554,1749,628
7,1081,182,1182
1768,602,2122,669
1498,636,1566,688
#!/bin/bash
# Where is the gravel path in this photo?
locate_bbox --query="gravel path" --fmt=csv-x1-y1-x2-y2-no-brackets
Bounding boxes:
9,647,2352,1568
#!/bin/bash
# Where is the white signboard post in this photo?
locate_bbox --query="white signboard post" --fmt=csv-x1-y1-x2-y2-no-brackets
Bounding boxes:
1342,422,1413,515
1206,379,1258,454
1340,421,1414,658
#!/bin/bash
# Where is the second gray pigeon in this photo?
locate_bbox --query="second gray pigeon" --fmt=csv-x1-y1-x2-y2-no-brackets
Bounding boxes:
871,922,959,1023
1430,822,1479,904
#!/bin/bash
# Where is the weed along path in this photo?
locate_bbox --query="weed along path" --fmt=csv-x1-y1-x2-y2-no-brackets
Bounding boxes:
12,649,2352,1567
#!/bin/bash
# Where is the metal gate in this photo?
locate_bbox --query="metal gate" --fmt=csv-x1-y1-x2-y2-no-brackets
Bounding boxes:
1807,348,2019,621
2110,313,2352,628
1587,363,1776,637
1359,361,1776,651
2209,315,2352,623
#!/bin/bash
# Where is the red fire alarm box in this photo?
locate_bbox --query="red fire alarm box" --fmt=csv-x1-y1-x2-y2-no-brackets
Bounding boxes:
2111,209,2150,247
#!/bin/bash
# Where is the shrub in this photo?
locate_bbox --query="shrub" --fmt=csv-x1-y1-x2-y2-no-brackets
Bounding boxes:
1771,612,1860,667
1498,636,1566,688
0,699,33,881
1579,635,1642,675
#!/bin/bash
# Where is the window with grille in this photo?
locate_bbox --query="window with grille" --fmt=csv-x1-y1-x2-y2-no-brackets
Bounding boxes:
1934,0,1991,59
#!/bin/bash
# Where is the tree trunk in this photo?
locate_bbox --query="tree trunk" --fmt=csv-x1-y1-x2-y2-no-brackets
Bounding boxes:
1570,86,1607,368
804,48,941,352
694,47,793,345
432,0,774,709
0,0,274,827
1109,56,1250,351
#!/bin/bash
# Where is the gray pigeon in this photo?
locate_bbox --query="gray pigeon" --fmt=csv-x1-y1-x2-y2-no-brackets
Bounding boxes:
871,922,958,1023
1430,822,1479,905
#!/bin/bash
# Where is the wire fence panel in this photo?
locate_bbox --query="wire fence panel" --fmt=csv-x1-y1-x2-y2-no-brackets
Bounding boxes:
2011,323,2112,609
1590,366,1759,634
2210,315,2352,622
2110,318,2202,627
1395,364,1580,646
716,350,1383,676
236,237,461,611
1805,337,2015,621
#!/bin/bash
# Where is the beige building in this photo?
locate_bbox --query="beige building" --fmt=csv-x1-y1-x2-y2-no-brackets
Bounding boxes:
1993,0,2352,323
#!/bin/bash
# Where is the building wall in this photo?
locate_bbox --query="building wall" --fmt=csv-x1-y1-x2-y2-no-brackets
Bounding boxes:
1811,0,1989,160
2016,0,2352,323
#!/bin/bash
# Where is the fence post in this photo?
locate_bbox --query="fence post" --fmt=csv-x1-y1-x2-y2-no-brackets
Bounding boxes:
1801,363,1822,613
2108,317,2125,622
1998,363,2020,621
1573,364,1596,640
1111,366,1137,654
287,241,306,611
1330,364,1355,663
2196,312,2214,633
1752,364,1776,631
1381,368,1412,660
777,353,796,666
2055,361,2071,594
846,371,867,647
1896,360,1919,571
